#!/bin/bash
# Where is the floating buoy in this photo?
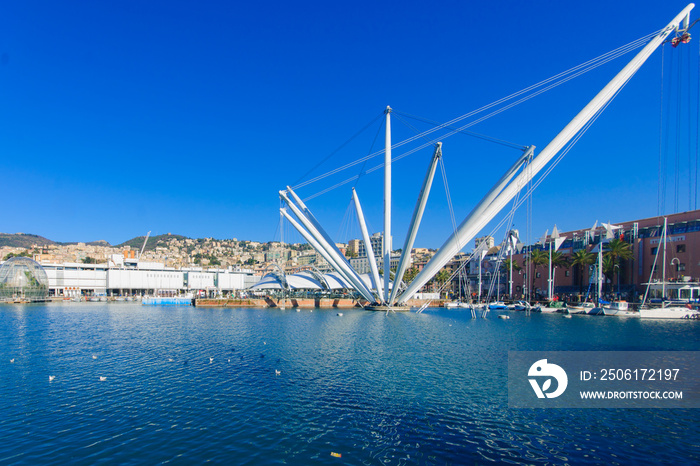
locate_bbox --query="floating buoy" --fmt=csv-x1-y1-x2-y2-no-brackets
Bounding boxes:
331,452,342,458
337,312,343,316
563,314,572,319
498,315,510,320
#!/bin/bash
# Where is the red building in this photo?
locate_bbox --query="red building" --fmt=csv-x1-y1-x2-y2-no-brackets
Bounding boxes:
476,210,700,302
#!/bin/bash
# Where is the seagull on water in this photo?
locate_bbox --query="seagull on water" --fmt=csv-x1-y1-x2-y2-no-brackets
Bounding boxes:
275,370,281,376
92,355,97,360
209,357,214,364
10,359,14,363
49,375,55,382
99,376,107,382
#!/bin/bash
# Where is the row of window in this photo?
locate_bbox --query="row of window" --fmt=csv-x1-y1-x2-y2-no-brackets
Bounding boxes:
651,244,686,255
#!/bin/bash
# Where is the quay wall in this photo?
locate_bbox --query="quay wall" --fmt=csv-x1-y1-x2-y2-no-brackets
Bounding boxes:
194,298,444,308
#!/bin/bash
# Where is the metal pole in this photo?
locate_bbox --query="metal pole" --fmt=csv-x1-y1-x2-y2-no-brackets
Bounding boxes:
384,106,392,303
388,143,442,305
352,188,383,298
397,5,694,304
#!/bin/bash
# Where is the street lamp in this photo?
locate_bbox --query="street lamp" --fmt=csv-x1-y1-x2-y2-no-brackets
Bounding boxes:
671,257,680,281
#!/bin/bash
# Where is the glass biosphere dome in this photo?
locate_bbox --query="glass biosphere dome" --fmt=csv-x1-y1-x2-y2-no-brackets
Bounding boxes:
0,257,49,301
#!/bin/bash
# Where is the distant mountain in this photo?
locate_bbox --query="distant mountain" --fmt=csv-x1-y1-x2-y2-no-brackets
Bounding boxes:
117,233,190,252
0,233,57,248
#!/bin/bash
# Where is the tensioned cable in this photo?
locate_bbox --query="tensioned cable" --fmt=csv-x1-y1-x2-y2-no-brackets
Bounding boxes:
292,111,385,187
292,31,660,193
429,70,633,300
659,46,666,216
394,110,527,150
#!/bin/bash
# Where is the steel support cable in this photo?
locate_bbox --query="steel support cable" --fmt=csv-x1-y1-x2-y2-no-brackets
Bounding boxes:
428,76,631,301
688,43,693,211
659,46,666,216
302,61,623,202
696,39,700,210
675,48,683,213
394,110,526,150
293,33,657,193
292,112,384,187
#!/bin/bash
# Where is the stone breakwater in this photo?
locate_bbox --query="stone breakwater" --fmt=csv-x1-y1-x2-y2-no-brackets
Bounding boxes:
194,298,440,308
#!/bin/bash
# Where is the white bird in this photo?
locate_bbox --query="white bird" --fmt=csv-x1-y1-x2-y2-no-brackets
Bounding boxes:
209,357,214,364
49,375,55,382
168,358,174,362
92,355,97,360
10,359,14,363
228,359,231,363
99,376,107,382
275,370,281,376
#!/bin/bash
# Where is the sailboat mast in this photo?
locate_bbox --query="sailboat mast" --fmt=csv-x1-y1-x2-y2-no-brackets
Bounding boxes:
662,217,667,300
384,106,392,303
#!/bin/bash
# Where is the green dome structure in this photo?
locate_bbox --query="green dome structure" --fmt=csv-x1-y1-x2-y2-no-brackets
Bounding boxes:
0,257,49,302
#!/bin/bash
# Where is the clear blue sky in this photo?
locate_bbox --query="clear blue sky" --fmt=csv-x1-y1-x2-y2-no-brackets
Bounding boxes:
1,0,698,249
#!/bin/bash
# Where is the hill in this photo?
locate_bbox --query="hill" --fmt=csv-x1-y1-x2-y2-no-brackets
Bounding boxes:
0,233,57,248
117,233,190,252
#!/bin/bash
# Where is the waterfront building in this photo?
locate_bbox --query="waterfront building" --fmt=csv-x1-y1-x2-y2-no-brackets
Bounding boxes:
9,260,260,298
466,209,700,302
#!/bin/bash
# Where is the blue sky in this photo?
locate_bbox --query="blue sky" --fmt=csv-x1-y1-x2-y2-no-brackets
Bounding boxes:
1,1,698,249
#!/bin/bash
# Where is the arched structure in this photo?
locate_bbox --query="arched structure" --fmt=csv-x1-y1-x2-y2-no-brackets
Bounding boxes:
0,257,49,302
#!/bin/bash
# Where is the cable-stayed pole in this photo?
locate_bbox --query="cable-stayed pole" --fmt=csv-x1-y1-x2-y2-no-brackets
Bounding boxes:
383,106,392,302
388,142,442,305
280,190,376,303
397,3,694,305
352,188,383,299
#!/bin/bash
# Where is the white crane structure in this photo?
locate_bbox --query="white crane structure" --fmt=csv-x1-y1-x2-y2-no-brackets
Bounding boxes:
279,4,695,309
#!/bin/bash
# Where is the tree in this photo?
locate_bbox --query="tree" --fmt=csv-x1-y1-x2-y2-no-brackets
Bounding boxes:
500,258,521,273
403,266,419,284
571,249,595,293
550,251,570,269
82,256,97,264
604,238,633,294
524,249,548,297
434,269,451,297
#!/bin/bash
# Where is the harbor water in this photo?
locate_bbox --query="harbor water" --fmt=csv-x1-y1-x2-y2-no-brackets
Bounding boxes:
1,303,699,464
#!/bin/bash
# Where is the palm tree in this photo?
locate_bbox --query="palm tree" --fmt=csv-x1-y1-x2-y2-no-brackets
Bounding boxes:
525,249,548,298
602,255,615,295
434,269,452,298
604,238,633,295
500,258,522,273
550,251,570,269
570,249,595,293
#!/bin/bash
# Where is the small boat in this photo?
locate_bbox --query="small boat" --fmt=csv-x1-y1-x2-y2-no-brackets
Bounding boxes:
537,301,566,313
566,302,594,314
602,300,638,317
508,301,530,311
488,301,508,310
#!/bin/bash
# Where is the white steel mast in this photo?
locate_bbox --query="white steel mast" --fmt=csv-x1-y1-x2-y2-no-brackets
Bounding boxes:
397,4,695,305
383,106,392,302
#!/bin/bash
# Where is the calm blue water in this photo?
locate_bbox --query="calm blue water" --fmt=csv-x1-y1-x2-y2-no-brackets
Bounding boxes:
1,303,699,465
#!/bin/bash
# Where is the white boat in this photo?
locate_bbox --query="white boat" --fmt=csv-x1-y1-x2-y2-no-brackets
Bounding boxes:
488,301,508,310
639,304,700,319
601,300,639,317
508,301,530,311
566,302,594,314
640,218,700,319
